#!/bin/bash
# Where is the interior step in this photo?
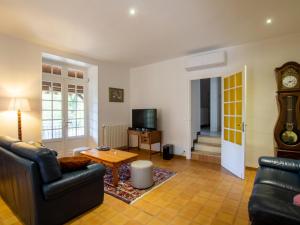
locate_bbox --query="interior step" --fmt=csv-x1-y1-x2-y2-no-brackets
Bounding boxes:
191,150,221,164
197,136,221,145
194,142,221,153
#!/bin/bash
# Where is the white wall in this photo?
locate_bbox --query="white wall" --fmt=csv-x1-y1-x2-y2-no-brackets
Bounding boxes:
88,65,99,147
98,63,130,144
0,34,130,145
0,35,41,141
130,33,300,167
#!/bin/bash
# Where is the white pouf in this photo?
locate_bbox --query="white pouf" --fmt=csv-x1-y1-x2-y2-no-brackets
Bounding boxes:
130,160,154,189
72,146,90,156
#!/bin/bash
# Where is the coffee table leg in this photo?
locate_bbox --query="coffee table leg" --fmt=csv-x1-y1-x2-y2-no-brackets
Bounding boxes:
112,166,119,186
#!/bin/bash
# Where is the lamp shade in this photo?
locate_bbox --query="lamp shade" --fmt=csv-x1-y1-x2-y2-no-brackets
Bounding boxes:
8,98,31,112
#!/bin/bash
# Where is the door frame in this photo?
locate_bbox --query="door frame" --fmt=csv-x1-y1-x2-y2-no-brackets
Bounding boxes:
186,65,247,160
41,60,89,155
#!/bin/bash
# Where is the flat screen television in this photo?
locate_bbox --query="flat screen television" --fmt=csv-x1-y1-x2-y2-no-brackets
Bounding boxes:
132,109,157,130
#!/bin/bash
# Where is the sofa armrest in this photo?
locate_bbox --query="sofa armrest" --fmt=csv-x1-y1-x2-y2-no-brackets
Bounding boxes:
259,156,300,172
43,163,105,200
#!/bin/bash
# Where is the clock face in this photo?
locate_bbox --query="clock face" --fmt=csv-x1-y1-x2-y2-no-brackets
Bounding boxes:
282,68,298,88
282,75,298,88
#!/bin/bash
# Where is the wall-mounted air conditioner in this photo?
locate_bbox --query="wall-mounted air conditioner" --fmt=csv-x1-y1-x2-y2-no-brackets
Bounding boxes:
185,50,226,71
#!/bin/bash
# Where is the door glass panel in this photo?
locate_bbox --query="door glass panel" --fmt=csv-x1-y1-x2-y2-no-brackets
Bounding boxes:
41,81,62,140
67,84,85,137
68,111,76,119
68,119,76,128
42,67,86,140
68,101,77,110
53,91,62,101
224,129,229,141
223,72,243,146
53,101,62,110
42,111,52,120
42,101,52,110
42,120,52,130
53,129,62,139
53,120,62,129
236,131,242,145
53,111,62,120
42,130,52,140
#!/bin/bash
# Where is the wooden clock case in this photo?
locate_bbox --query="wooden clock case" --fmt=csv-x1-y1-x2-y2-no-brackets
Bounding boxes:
274,62,300,159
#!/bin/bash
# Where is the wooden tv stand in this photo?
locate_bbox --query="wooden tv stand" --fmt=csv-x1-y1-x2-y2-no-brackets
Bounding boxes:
127,129,162,158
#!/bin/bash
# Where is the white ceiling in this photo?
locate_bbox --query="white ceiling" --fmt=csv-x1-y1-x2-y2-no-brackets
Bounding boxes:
0,0,299,66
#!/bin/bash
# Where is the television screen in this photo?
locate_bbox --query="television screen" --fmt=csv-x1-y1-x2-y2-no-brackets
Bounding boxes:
132,109,157,130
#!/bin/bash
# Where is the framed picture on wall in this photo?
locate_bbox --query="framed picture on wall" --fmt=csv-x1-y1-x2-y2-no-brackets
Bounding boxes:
109,87,124,102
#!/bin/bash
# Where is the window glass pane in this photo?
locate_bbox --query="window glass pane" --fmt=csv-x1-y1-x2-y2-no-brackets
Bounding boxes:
53,129,62,139
68,119,76,128
42,91,52,100
68,111,76,119
77,128,84,136
68,101,77,110
42,130,52,140
68,93,76,102
68,128,76,137
77,102,84,110
41,72,64,140
53,91,62,101
77,94,84,102
53,101,62,110
42,101,52,110
53,111,62,120
53,120,62,129
42,120,52,130
42,111,52,120
77,119,84,128
77,111,84,119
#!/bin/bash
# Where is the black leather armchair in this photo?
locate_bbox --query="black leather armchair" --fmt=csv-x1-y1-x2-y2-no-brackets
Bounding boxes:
0,136,105,225
249,156,300,225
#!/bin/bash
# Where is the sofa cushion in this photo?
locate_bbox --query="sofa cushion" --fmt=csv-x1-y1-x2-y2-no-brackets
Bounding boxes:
249,184,300,225
58,156,91,172
27,141,58,157
255,167,300,192
259,156,300,172
10,142,62,183
43,164,105,200
0,136,20,150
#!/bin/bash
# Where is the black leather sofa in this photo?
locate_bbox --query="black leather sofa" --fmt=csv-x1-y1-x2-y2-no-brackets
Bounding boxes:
248,156,300,225
0,136,106,225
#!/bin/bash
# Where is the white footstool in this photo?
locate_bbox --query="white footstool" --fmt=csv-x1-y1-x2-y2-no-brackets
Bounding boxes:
73,146,90,156
130,160,154,189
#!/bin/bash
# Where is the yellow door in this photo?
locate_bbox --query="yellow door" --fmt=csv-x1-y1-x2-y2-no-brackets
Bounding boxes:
222,68,246,179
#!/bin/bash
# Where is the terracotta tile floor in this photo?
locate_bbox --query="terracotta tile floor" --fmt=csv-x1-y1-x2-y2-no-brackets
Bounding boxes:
0,149,256,225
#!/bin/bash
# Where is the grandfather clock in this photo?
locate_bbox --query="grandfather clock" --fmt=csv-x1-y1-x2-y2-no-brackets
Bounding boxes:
274,61,300,159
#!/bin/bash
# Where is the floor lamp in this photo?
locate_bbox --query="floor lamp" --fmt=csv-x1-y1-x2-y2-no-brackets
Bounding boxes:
9,98,31,141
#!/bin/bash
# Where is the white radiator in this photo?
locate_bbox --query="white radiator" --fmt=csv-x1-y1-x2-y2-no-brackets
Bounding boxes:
102,125,128,148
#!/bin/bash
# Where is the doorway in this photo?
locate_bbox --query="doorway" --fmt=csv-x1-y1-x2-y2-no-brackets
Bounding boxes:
188,67,247,179
41,54,99,157
191,77,222,162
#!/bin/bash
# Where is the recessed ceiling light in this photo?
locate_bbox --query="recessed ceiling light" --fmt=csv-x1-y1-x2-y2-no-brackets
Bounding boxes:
129,8,136,16
266,18,272,24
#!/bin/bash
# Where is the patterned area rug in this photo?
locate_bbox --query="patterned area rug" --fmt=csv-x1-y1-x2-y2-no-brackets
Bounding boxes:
104,163,176,204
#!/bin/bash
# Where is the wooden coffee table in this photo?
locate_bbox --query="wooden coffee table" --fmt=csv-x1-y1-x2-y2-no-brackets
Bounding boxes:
80,149,138,186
